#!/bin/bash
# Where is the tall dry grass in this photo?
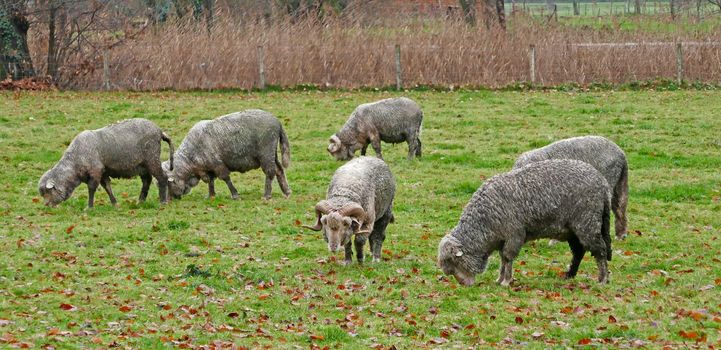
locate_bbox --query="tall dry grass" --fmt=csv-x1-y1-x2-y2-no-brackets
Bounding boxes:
29,14,721,90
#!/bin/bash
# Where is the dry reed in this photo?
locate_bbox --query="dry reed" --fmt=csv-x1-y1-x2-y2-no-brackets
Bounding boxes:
28,14,721,90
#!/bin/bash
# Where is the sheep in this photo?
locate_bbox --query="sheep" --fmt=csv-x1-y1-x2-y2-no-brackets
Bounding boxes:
513,136,628,239
327,97,423,161
38,118,174,208
163,109,291,200
302,156,396,264
437,159,612,287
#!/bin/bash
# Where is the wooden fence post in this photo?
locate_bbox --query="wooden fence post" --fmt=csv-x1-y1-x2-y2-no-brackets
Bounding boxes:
257,45,266,90
529,44,536,85
675,43,683,84
395,44,402,91
102,49,110,91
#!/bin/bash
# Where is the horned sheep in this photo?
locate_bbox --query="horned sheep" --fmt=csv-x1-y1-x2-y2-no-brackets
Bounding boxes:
303,156,396,264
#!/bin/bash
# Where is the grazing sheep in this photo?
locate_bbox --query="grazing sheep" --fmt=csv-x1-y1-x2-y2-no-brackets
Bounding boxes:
303,157,395,264
438,159,612,287
38,118,174,208
327,97,423,161
163,109,291,200
513,136,628,239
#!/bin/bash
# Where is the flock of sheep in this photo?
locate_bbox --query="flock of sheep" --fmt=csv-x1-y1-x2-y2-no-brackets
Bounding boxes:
38,96,628,286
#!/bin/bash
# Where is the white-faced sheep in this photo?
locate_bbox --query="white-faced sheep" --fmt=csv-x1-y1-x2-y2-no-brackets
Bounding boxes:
438,159,612,287
38,118,174,208
514,136,628,239
163,109,291,200
327,97,423,161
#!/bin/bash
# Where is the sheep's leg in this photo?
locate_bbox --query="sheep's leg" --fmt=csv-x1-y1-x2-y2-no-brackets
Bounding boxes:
216,169,239,200
354,235,366,264
274,158,291,198
207,175,216,199
565,234,586,279
100,176,118,206
343,241,353,265
369,134,383,160
590,245,610,284
595,255,609,284
361,143,369,156
406,133,419,160
499,238,521,286
87,178,99,208
415,137,422,158
613,187,628,240
138,174,152,203
496,248,507,284
146,159,169,204
369,212,392,262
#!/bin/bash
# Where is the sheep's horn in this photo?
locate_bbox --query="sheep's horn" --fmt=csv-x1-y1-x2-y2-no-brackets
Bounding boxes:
45,181,55,189
339,203,365,222
303,200,332,232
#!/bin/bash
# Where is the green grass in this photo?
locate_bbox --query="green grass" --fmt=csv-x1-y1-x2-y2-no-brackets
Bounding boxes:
1,90,720,348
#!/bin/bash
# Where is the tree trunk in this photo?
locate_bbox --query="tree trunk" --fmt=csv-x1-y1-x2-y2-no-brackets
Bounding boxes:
573,0,580,15
203,0,214,33
0,0,34,79
495,0,506,29
458,0,477,26
634,0,641,14
670,0,675,19
47,3,59,80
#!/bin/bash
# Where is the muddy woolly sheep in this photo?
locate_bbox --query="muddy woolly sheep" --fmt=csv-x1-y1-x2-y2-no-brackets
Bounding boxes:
303,157,395,264
513,135,628,239
163,109,290,200
38,118,174,208
438,159,612,287
328,97,423,161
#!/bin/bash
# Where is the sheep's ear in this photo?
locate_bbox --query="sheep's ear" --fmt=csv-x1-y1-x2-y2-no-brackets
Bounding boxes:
45,181,55,189
455,250,464,257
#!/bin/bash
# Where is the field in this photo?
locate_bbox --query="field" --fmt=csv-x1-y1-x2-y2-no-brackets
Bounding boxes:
1,89,720,349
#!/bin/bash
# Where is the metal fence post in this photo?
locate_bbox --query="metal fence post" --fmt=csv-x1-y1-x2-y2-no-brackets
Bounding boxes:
395,44,402,91
257,45,266,90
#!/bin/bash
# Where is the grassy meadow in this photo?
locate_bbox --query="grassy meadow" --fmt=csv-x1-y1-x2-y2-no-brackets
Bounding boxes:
1,89,720,348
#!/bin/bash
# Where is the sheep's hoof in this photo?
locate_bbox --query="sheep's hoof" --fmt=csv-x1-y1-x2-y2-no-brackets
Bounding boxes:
548,239,560,246
563,272,576,280
371,257,381,263
230,195,240,200
616,233,627,240
500,279,512,287
342,260,353,266
262,196,271,201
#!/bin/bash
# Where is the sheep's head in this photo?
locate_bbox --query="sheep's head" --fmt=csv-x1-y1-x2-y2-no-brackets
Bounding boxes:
38,171,73,207
164,161,197,199
327,135,354,161
437,234,485,286
303,200,369,253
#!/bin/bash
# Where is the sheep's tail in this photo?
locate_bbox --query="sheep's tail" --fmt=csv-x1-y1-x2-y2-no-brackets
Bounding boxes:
162,131,174,171
278,125,290,169
602,196,612,261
